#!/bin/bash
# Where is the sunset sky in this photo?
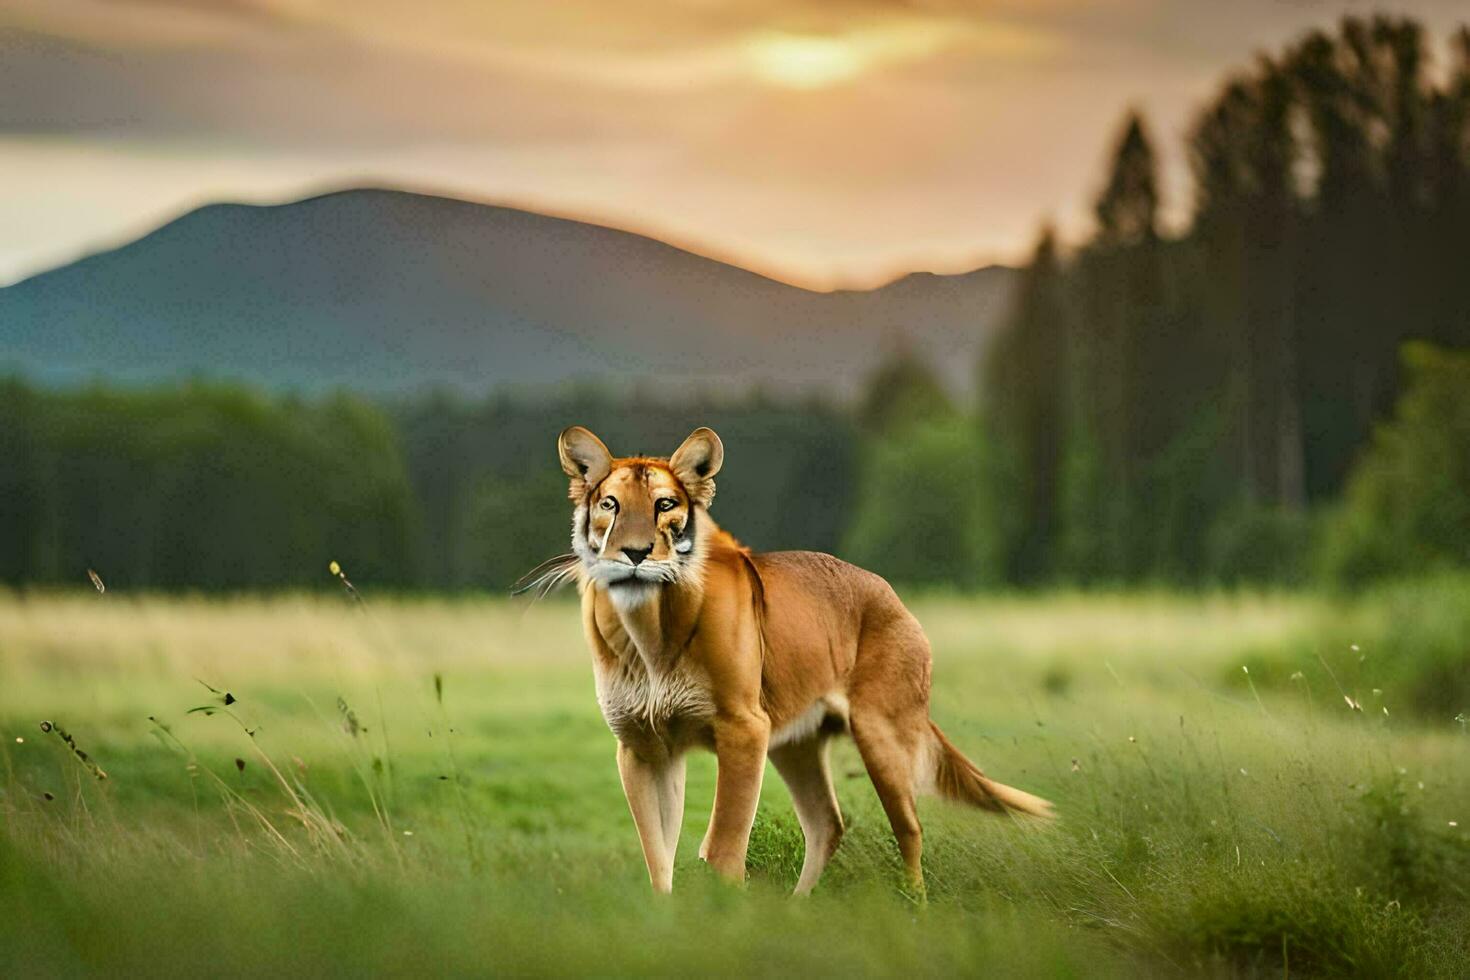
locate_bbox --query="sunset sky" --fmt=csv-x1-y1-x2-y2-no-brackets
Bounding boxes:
2,0,1467,288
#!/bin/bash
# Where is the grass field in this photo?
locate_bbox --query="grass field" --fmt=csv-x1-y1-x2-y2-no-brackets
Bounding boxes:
2,587,1467,977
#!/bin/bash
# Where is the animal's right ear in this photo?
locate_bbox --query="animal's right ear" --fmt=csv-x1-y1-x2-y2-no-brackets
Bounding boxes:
558,426,612,496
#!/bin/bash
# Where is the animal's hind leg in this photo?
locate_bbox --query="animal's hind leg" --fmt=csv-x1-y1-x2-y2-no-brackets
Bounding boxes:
768,735,843,894
849,711,927,894
848,617,934,895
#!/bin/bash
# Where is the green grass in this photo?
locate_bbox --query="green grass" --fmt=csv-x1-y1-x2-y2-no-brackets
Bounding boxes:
2,588,1467,977
1229,574,1470,719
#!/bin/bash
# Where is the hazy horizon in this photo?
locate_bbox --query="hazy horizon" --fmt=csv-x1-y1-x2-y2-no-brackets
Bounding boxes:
3,0,1468,289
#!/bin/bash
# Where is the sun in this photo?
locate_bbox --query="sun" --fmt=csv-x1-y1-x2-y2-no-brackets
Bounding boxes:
745,33,866,90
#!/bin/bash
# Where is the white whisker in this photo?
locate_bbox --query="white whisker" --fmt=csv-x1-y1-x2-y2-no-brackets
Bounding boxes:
597,509,616,558
512,551,582,600
546,565,579,595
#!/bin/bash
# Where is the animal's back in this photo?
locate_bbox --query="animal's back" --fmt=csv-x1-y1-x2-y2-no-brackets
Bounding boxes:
748,549,920,717
751,548,890,599
751,549,912,632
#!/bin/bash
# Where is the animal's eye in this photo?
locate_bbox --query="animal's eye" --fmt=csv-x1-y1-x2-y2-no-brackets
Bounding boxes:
655,498,678,513
600,496,617,511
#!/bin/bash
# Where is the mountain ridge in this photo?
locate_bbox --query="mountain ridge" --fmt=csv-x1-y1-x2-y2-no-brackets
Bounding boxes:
0,187,1016,397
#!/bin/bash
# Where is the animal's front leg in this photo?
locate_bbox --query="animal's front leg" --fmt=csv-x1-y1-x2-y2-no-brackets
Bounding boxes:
702,709,771,882
658,754,687,870
616,742,678,893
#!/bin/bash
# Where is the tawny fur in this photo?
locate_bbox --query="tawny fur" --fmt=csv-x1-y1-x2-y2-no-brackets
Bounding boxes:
929,721,1052,816
555,425,1051,896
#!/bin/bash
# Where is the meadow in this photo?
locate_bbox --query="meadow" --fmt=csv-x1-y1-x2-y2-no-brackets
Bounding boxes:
2,586,1467,977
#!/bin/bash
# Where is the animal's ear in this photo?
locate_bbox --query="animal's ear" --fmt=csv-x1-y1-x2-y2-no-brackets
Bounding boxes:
558,426,612,494
669,427,723,507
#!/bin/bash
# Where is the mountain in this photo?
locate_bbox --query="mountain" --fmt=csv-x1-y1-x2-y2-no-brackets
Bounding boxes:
0,188,1016,397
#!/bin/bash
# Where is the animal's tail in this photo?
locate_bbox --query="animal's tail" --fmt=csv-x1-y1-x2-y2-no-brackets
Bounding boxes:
928,721,1053,818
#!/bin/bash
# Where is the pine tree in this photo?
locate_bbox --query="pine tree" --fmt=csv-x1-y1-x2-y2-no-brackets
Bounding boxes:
983,227,1067,582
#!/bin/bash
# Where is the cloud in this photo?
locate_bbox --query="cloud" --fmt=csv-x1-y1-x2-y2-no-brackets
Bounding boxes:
91,0,291,23
0,0,1060,153
2,0,1468,287
0,21,681,146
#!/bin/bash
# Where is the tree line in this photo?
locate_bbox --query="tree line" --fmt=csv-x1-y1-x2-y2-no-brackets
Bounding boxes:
0,382,418,591
0,380,861,592
982,16,1470,586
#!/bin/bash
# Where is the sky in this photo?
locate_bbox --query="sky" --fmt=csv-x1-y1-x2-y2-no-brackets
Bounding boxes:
2,0,1468,289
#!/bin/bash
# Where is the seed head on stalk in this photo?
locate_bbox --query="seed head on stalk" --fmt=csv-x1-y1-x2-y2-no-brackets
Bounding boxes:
328,560,361,603
39,720,108,780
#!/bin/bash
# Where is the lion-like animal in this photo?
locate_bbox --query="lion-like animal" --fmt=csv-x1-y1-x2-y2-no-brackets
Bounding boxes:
555,425,1050,895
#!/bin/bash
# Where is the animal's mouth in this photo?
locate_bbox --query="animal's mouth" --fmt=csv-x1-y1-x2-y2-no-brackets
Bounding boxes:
590,561,649,582
593,561,676,587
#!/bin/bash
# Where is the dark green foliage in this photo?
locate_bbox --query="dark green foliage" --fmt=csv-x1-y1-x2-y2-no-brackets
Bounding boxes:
1161,870,1437,976
982,229,1066,584
983,17,1470,587
844,351,998,587
856,342,953,435
1205,503,1317,586
1320,344,1470,585
0,380,419,590
1355,771,1456,903
1094,112,1159,249
460,469,572,595
0,381,862,592
842,416,998,589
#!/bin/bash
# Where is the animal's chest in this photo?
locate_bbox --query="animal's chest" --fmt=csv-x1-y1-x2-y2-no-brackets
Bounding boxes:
594,656,715,746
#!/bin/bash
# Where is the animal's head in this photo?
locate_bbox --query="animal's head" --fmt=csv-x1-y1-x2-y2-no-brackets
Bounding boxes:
557,426,724,593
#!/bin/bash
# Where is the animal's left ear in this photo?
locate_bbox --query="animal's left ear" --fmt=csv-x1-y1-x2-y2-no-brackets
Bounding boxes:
669,427,723,507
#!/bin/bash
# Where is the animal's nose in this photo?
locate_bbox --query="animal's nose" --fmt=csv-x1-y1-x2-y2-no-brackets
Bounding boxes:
621,546,652,566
